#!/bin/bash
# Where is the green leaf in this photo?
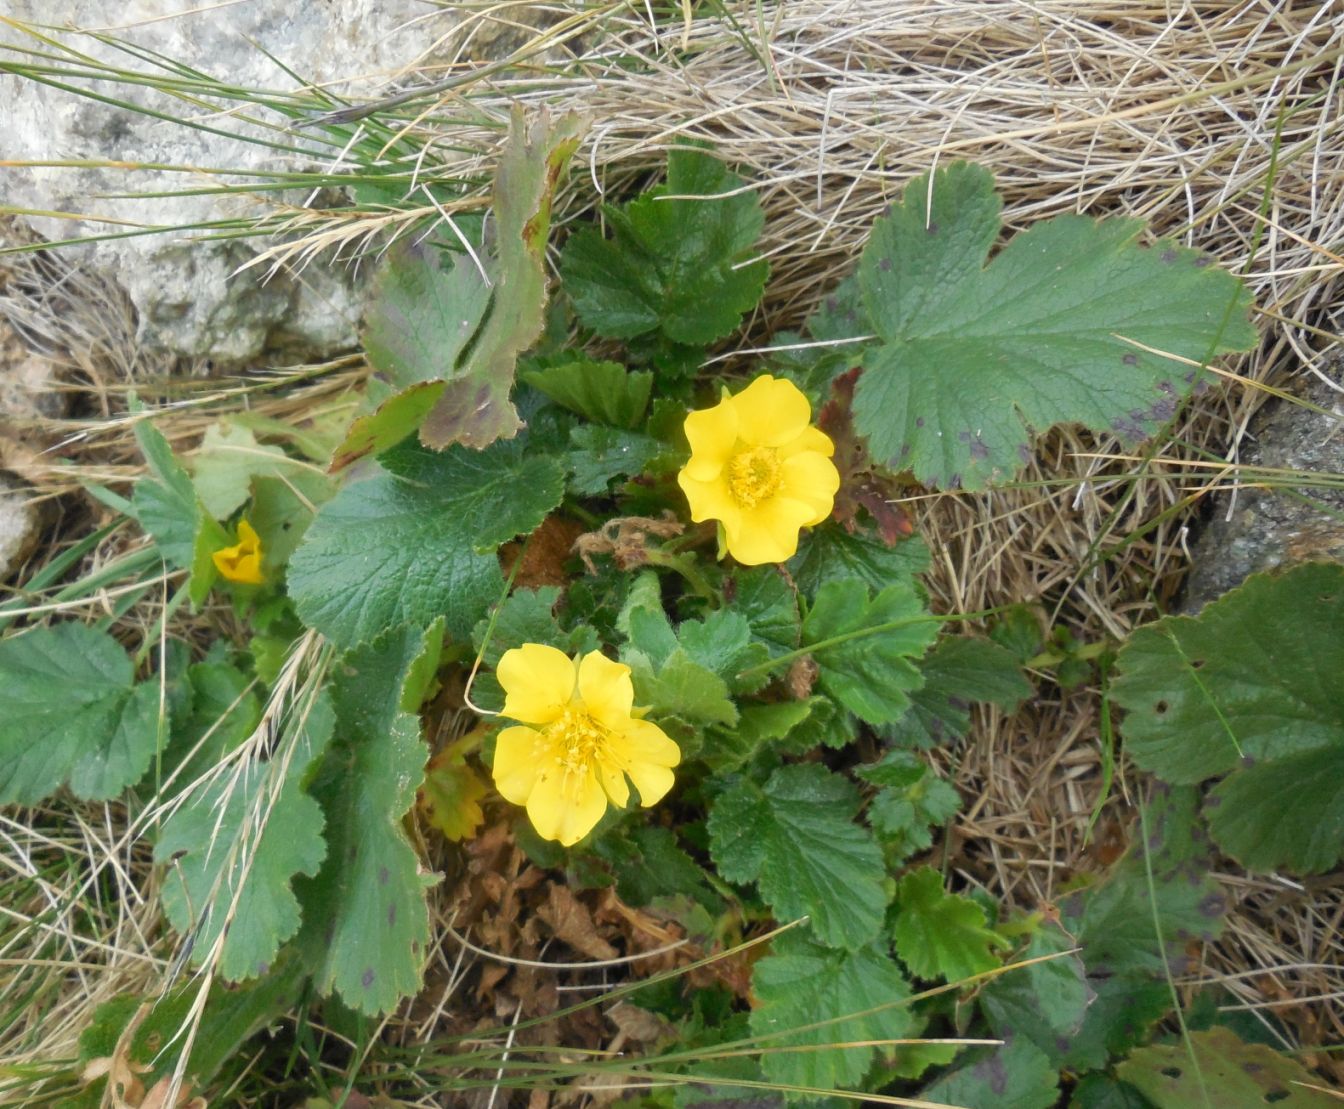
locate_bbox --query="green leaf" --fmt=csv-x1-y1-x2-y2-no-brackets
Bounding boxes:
858,750,960,860
1111,562,1344,872
473,586,598,668
567,425,662,494
0,623,163,804
245,470,334,574
288,438,565,647
363,240,491,391
923,1034,1059,1109
980,923,1090,1065
162,658,261,783
708,764,887,949
1070,1075,1158,1109
705,699,816,771
132,418,200,567
1117,1027,1339,1109
749,928,914,1092
1061,786,1226,978
155,694,332,982
297,624,439,1014
851,162,1256,489
191,420,312,520
1060,974,1172,1073
624,648,738,730
595,825,723,911
420,108,586,450
333,110,583,466
888,635,1032,747
801,578,937,725
891,866,1005,980
522,359,653,428
1207,743,1344,873
730,566,800,656
789,527,929,600
561,146,767,345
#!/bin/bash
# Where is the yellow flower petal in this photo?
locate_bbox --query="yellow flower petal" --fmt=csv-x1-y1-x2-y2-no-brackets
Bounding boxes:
498,644,575,724
595,751,631,808
576,651,634,729
677,471,742,531
724,496,816,564
730,376,813,448
527,762,608,847
492,725,543,804
616,717,682,806
779,425,836,459
780,451,841,526
682,399,739,481
212,518,265,584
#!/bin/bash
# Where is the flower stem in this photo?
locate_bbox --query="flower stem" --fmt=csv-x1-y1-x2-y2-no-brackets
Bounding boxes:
643,546,718,604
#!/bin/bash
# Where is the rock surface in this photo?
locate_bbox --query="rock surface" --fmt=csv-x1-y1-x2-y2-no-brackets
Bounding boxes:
1184,361,1344,610
2,2,459,365
0,473,42,582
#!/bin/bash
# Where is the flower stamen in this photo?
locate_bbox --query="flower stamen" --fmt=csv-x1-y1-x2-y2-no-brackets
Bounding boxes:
727,446,782,509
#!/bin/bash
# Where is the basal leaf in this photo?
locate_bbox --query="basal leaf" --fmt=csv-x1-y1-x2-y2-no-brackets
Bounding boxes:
801,578,937,725
788,527,929,599
729,566,800,656
561,146,768,346
298,624,439,1014
567,425,662,494
1111,562,1344,872
1118,1027,1339,1109
421,108,586,449
0,623,163,804
191,420,307,520
1061,785,1226,978
888,634,1032,748
851,162,1256,489
922,1034,1059,1109
891,866,1005,981
155,694,333,982
749,928,914,1092
288,438,565,647
1207,743,1344,874
980,923,1091,1065
522,359,653,428
708,764,887,950
858,750,961,860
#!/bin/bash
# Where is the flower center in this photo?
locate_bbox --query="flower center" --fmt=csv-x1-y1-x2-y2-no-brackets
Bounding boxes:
543,707,610,785
727,446,782,509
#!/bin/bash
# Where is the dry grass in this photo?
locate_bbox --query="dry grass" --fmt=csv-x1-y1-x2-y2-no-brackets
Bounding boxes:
3,0,1344,1099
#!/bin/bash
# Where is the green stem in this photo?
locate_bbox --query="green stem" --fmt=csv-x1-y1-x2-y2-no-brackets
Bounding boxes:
737,605,1009,681
642,546,717,604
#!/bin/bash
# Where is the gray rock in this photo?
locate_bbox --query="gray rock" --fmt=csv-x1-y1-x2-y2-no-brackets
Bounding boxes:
0,473,42,582
1183,360,1344,610
2,2,459,365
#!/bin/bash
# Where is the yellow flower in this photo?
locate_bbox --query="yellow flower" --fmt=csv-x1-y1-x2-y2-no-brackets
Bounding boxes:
677,375,840,565
492,644,681,846
212,518,265,585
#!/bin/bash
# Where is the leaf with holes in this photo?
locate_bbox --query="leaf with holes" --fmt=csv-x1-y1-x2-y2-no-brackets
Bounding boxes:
749,928,914,1091
0,623,163,804
1118,1027,1339,1108
1111,562,1344,872
708,764,887,950
288,438,565,648
155,694,332,982
848,162,1256,489
297,623,440,1014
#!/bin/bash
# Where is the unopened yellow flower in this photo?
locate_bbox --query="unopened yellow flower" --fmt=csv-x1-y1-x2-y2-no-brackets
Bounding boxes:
492,644,681,846
212,518,264,584
677,375,840,565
